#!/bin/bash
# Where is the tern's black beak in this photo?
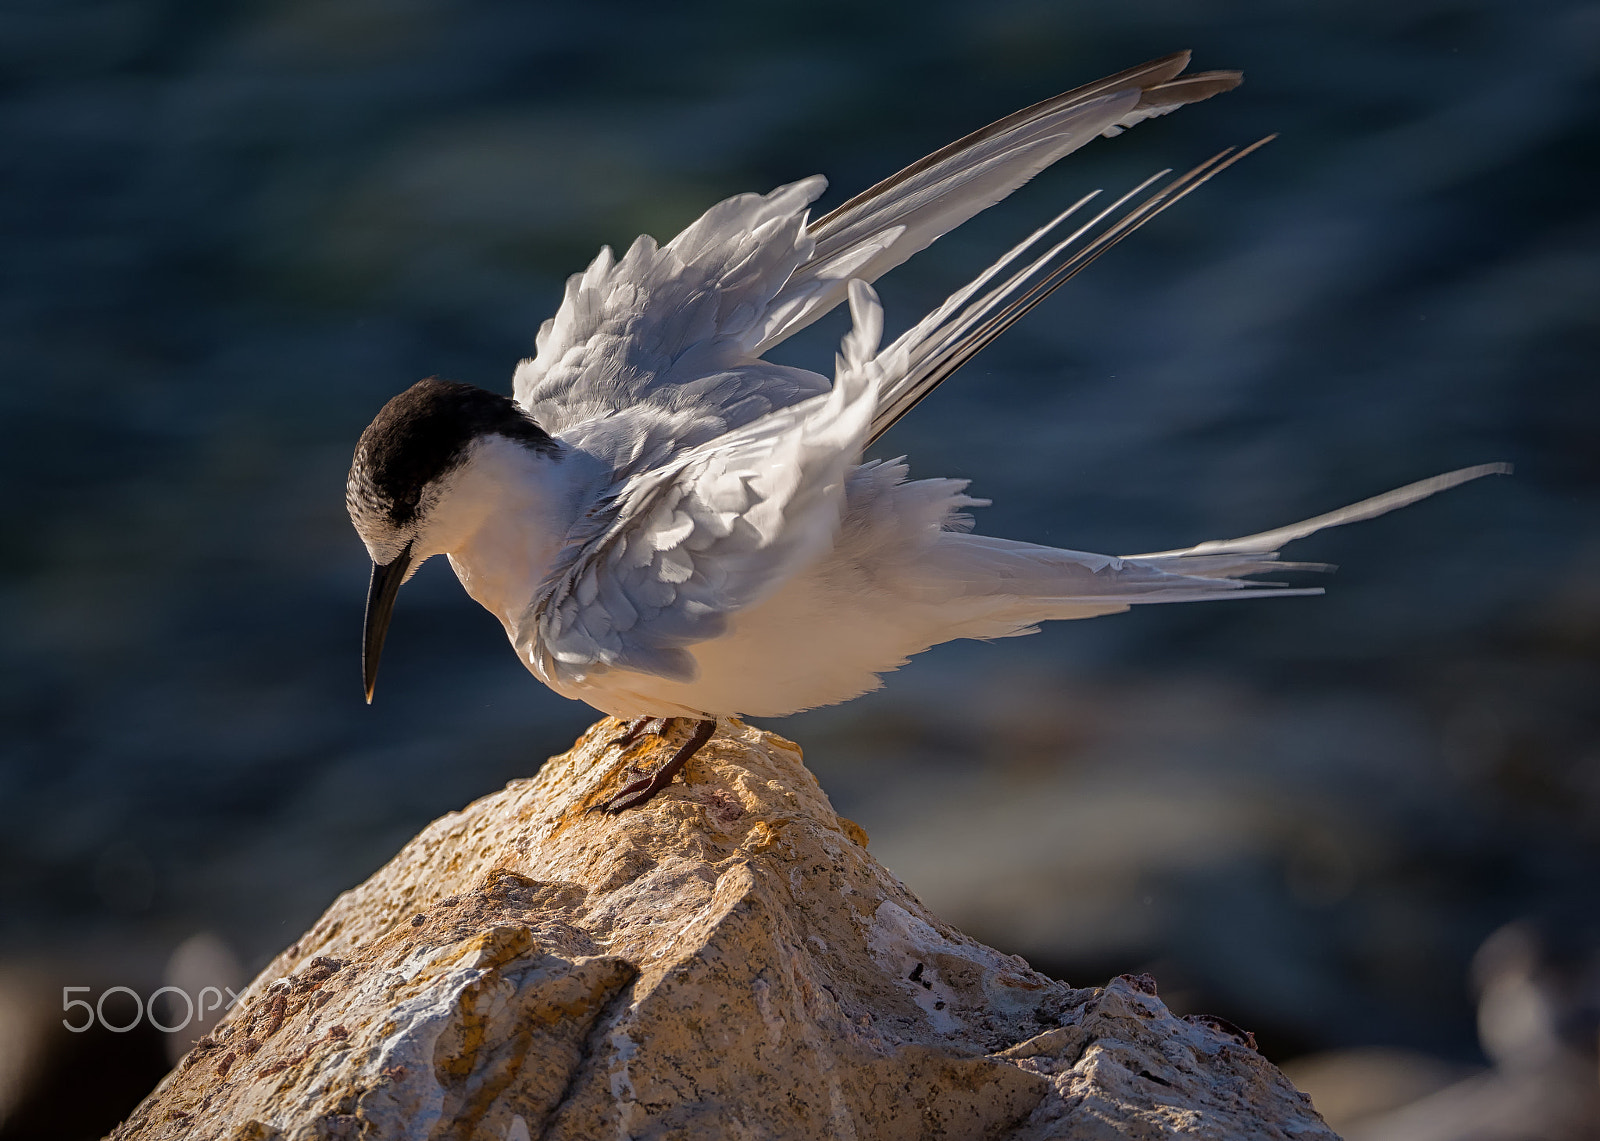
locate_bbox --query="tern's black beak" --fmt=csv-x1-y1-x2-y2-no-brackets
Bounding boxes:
362,542,412,704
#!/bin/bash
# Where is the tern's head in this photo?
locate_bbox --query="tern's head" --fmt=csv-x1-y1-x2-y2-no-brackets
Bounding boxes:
346,377,558,702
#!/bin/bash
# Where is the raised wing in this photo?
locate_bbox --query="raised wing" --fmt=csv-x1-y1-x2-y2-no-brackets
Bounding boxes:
512,178,831,436
863,138,1274,444
514,52,1240,433
524,285,885,686
751,50,1241,353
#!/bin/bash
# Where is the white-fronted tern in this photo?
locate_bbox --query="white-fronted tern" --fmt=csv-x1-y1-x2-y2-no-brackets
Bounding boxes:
346,52,1507,811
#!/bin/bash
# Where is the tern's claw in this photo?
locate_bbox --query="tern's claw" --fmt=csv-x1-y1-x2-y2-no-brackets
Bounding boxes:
608,716,671,751
591,718,717,814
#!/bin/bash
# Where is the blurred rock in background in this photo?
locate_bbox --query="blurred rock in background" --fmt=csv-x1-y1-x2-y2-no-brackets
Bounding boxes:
1288,915,1600,1140
1,0,1596,1136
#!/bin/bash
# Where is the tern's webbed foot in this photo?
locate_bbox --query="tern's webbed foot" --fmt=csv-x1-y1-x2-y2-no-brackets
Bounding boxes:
594,717,717,813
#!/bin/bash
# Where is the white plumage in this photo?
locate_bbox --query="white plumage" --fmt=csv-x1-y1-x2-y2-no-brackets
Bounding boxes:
347,52,1506,807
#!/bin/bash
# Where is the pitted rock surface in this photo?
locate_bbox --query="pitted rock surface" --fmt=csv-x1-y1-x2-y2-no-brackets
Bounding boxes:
111,718,1338,1140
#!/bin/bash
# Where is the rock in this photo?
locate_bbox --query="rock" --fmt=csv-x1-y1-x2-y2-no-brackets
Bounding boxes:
110,718,1337,1140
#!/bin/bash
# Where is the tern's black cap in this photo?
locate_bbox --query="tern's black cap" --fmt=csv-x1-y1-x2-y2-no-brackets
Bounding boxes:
347,378,556,527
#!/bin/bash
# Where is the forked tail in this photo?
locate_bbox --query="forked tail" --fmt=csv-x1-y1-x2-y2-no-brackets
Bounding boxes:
924,464,1511,639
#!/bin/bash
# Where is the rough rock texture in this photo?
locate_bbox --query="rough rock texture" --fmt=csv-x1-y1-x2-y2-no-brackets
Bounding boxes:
111,718,1338,1140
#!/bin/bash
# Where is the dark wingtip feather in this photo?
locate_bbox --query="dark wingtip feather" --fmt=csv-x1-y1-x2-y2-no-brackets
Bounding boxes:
809,51,1226,238
1136,70,1245,111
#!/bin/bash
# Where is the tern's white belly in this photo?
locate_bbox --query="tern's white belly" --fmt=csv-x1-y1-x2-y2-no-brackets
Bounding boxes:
532,553,923,719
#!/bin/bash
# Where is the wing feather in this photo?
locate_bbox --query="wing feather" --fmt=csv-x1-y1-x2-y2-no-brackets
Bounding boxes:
750,51,1242,352
863,138,1275,444
512,178,830,434
525,287,886,687
513,54,1241,434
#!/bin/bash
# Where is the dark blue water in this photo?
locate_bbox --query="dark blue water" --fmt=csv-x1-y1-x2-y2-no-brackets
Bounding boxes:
2,0,1596,1131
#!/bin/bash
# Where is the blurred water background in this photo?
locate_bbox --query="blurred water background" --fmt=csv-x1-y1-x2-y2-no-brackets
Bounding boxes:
2,0,1597,1136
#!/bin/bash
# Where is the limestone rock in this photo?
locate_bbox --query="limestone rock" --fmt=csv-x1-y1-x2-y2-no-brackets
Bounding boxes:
110,718,1338,1140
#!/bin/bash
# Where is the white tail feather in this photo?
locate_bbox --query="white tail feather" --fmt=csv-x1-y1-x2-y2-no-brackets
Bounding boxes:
920,464,1510,641
1128,464,1513,574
